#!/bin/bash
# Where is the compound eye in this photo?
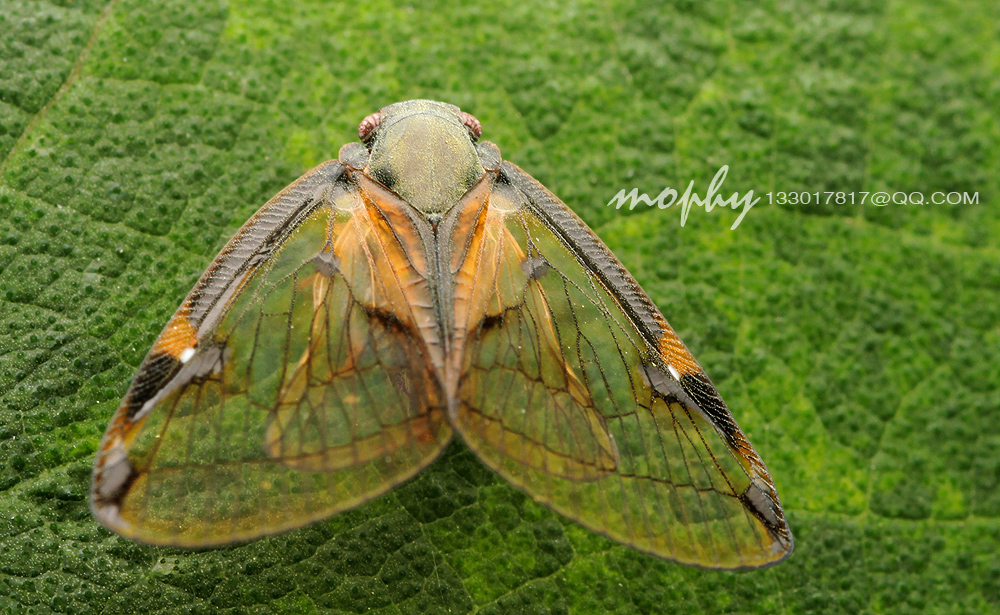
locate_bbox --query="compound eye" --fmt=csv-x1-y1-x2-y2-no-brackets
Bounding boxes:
459,111,482,141
358,112,382,142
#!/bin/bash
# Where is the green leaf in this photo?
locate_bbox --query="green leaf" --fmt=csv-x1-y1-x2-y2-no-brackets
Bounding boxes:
1,0,998,613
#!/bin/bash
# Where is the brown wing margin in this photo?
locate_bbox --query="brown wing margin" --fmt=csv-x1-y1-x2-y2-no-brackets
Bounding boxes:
462,162,793,568
90,160,453,546
109,161,347,428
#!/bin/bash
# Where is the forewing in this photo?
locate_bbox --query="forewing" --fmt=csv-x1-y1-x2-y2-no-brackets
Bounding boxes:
91,161,451,546
451,161,792,569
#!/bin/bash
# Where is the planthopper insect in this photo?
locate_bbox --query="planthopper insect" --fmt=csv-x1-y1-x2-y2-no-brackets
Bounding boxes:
91,100,792,569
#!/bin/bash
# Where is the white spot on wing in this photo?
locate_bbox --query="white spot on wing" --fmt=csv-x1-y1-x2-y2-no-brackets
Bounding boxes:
667,363,680,381
136,345,226,420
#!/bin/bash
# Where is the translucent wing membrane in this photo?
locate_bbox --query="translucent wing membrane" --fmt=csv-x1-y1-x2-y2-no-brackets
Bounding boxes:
91,162,451,546
450,164,792,569
92,100,790,567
